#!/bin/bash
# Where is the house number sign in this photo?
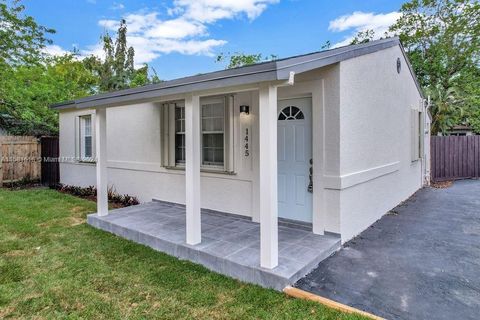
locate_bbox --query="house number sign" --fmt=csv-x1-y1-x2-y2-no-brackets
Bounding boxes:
244,128,250,157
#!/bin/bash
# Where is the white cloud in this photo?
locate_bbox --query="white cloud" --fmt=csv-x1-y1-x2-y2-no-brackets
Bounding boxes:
98,19,119,30
80,0,278,66
111,2,125,10
144,18,206,39
329,11,400,32
81,43,104,60
173,0,279,23
329,11,401,48
42,44,70,56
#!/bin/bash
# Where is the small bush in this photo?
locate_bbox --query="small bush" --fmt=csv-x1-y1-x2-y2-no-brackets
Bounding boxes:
2,175,41,189
50,183,139,207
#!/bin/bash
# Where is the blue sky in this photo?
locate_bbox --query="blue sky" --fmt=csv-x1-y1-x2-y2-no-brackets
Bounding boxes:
24,0,404,80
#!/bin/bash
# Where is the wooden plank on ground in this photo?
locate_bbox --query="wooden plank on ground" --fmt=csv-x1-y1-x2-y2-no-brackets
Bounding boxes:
283,286,385,320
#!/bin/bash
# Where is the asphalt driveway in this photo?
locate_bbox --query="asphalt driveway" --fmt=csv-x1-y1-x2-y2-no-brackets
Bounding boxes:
295,180,480,320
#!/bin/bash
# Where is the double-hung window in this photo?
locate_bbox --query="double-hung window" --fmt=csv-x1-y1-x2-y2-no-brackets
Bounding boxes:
79,115,93,160
175,105,186,164
411,104,424,162
201,98,225,167
163,96,233,172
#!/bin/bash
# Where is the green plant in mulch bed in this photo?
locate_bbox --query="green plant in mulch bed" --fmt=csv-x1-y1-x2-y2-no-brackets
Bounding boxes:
50,183,139,207
2,175,41,190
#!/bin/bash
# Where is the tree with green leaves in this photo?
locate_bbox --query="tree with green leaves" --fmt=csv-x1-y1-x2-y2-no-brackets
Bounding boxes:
216,52,277,69
389,0,480,134
83,19,158,92
0,2,160,135
390,0,479,91
1,54,98,135
426,84,464,134
349,29,377,45
0,0,54,65
0,0,57,135
462,68,480,132
346,1,480,134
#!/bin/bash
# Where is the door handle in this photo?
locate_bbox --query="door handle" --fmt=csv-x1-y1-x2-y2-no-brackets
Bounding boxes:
308,158,313,193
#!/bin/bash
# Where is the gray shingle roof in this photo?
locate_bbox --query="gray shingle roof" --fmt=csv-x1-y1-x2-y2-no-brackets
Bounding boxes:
51,37,422,109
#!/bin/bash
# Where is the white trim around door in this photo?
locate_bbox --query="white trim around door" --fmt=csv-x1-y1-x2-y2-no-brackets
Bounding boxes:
277,97,313,223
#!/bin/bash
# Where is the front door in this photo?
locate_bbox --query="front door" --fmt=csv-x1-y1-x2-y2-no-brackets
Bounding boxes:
277,98,313,222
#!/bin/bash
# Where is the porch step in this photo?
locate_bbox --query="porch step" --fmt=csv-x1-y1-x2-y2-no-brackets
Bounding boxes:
87,201,341,290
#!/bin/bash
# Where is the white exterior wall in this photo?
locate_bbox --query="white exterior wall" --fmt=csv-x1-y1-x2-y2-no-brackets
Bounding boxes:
336,45,424,242
424,110,432,185
59,67,341,223
277,65,341,234
58,46,425,241
60,92,259,217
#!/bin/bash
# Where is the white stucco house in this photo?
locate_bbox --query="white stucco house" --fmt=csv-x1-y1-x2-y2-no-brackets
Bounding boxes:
52,38,430,285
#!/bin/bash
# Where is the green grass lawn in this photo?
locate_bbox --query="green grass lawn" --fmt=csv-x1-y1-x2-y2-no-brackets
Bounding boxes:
0,188,363,319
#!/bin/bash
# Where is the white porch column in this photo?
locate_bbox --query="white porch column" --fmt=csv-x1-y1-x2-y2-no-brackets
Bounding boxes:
185,94,201,245
312,81,325,235
258,84,278,269
95,108,108,216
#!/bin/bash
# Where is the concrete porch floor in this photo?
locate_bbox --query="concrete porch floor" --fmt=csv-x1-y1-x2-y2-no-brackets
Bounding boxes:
87,201,340,290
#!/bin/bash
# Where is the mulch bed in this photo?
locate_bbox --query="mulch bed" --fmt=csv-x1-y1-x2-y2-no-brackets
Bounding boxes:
431,180,453,189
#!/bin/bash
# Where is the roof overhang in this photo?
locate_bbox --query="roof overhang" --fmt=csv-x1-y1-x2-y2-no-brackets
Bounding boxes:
51,37,422,110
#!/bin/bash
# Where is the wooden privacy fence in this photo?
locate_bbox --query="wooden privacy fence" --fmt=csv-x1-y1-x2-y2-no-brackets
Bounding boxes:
431,135,480,182
0,136,41,184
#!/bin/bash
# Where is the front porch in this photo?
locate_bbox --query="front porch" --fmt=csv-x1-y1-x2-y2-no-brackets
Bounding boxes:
87,201,340,290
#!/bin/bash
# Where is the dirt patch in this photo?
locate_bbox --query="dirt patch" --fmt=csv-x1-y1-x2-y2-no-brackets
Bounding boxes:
70,206,85,214
67,217,85,226
0,306,15,318
431,181,453,189
37,221,50,227
37,216,85,228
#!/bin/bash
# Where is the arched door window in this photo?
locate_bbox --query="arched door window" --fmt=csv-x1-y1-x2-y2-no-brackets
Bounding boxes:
278,106,304,120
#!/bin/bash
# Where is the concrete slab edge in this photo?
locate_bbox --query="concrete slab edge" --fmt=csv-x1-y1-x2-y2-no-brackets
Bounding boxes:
87,214,293,290
287,241,341,285
283,286,384,320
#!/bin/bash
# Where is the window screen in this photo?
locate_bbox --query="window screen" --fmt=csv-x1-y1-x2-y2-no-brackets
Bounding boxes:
175,105,186,164
80,115,92,159
201,101,225,166
169,98,228,169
